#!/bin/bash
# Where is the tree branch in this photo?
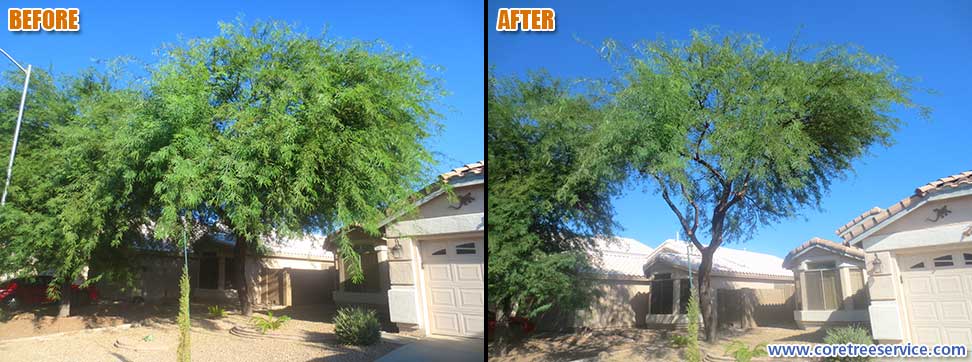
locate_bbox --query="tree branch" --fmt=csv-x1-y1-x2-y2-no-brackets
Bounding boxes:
653,174,705,251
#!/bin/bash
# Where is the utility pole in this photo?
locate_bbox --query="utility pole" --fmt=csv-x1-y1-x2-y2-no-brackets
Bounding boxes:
0,48,31,206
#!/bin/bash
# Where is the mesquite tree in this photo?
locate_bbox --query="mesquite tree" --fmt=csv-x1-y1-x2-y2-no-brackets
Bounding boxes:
147,20,440,315
586,30,927,341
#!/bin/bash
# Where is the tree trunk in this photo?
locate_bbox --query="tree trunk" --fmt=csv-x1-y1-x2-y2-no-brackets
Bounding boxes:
697,248,718,342
57,280,71,317
233,236,253,316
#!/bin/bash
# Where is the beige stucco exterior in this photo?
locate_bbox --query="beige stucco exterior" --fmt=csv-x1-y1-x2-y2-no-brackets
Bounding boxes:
331,163,485,338
846,186,972,344
784,246,868,329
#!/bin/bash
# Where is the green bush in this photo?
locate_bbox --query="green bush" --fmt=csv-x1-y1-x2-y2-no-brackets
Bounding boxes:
208,304,227,319
670,333,691,348
684,286,701,362
177,266,191,362
724,341,768,362
334,307,381,346
250,311,292,334
823,325,873,362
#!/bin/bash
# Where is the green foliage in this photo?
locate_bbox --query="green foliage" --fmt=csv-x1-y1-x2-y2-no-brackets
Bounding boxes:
581,29,928,339
0,19,440,306
333,307,381,346
487,71,617,322
177,266,190,362
724,341,768,362
823,325,873,362
147,19,441,285
684,286,701,362
208,304,226,319
249,311,291,334
670,333,691,348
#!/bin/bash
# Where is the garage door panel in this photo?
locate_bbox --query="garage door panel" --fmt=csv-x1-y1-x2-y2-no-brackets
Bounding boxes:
906,277,933,295
914,327,943,345
945,328,972,346
909,301,939,322
430,312,461,336
941,302,970,321
458,288,483,309
462,315,485,337
935,275,964,294
426,264,452,282
429,288,457,308
900,249,972,346
423,239,484,338
454,264,482,282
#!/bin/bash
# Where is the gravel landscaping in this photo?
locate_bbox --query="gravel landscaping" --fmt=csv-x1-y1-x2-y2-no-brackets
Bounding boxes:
489,324,828,362
0,303,402,362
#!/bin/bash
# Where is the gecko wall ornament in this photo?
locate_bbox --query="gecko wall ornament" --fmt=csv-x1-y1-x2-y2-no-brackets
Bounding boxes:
926,205,951,222
449,192,475,210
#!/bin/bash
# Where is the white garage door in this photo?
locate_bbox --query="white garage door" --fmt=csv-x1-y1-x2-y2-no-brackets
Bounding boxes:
899,249,972,346
422,239,484,338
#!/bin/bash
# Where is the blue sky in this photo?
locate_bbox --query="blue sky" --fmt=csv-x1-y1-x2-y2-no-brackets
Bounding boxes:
0,0,483,175
489,0,972,257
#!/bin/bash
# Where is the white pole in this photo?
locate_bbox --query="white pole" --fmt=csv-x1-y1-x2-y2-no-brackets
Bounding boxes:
2,64,31,206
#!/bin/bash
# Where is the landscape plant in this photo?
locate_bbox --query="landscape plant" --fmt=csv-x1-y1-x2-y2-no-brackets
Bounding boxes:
823,325,873,362
333,307,381,346
724,341,768,362
249,311,291,334
208,304,227,319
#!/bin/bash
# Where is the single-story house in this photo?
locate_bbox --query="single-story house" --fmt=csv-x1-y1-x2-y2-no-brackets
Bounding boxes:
94,232,337,308
642,239,794,327
837,170,972,345
535,236,654,331
327,161,484,339
782,237,868,329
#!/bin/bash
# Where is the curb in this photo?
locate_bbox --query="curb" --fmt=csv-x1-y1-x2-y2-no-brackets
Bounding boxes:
0,323,137,344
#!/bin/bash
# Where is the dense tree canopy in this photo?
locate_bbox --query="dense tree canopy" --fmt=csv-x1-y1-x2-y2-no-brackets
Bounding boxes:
583,30,928,340
487,72,618,327
0,20,441,316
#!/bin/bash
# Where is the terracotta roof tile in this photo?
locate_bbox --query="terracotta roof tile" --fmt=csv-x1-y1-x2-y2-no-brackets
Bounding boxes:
439,160,485,182
837,169,972,243
783,237,864,269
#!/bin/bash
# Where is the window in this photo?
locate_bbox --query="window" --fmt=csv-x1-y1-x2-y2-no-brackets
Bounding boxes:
807,261,836,270
653,273,671,280
933,255,954,267
431,248,446,256
964,253,972,266
199,252,219,290
650,279,674,314
805,269,842,310
910,262,925,270
455,242,477,255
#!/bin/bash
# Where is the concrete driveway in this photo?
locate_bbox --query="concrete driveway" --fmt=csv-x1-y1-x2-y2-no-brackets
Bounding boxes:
377,336,483,362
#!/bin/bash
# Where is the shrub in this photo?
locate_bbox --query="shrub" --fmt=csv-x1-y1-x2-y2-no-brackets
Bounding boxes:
724,341,768,362
684,286,701,362
823,325,873,362
250,311,291,334
334,307,381,346
177,267,191,362
208,305,227,319
670,333,691,348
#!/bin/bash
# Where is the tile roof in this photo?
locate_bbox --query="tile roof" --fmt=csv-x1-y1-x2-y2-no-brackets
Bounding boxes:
836,170,972,243
782,237,864,269
588,236,654,278
440,161,485,182
644,240,792,280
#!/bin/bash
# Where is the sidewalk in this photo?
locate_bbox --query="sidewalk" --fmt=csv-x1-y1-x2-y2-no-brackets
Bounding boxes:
377,336,483,362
